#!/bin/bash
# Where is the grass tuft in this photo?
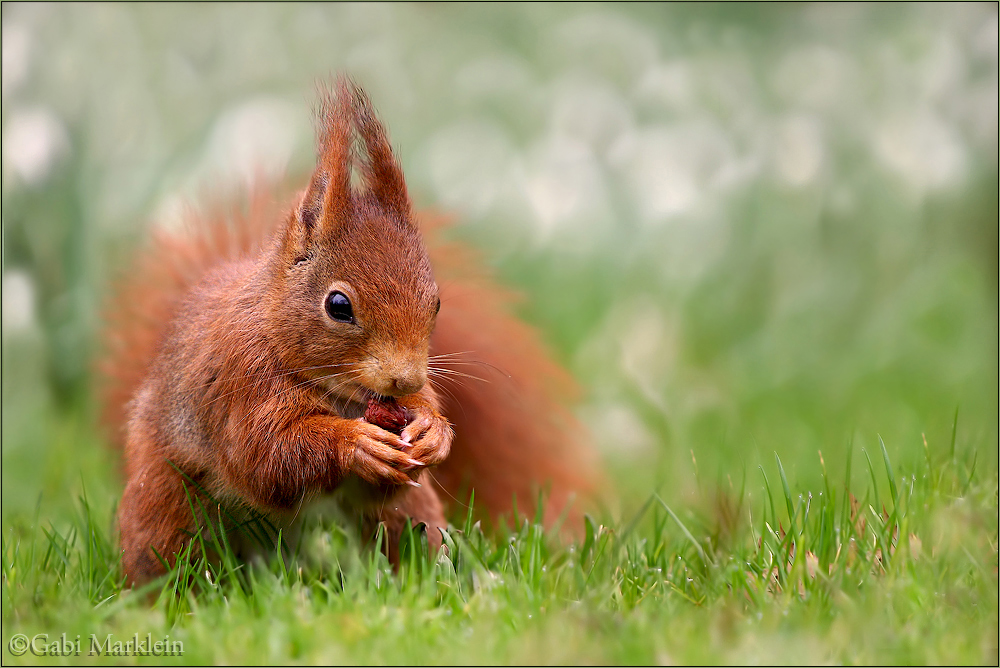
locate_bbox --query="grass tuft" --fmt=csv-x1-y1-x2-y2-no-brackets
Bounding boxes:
3,433,994,664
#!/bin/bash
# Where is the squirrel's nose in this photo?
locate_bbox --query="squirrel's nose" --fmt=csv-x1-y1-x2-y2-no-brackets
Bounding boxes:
371,351,427,397
390,370,426,396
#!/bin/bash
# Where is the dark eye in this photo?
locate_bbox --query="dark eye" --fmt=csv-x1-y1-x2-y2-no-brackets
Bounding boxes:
325,291,354,323
434,297,441,316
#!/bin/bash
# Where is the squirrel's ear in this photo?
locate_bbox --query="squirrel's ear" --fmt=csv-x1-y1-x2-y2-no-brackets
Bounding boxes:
296,79,354,243
349,83,412,222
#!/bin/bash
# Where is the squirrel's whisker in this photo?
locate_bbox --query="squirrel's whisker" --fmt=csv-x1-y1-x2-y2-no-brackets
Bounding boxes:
428,367,490,384
192,362,356,395
429,356,512,380
200,366,356,408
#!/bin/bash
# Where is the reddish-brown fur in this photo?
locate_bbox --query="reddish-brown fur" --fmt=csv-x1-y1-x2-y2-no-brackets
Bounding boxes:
97,77,602,586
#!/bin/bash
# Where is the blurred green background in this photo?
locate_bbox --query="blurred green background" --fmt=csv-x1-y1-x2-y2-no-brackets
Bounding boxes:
2,3,997,524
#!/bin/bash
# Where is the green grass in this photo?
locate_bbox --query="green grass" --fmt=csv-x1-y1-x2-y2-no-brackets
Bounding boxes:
2,421,995,664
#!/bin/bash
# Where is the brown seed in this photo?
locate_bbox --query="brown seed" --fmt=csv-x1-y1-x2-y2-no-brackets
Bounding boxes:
365,397,408,434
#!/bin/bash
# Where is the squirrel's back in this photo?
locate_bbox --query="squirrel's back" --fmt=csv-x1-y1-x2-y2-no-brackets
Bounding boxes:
98,189,280,443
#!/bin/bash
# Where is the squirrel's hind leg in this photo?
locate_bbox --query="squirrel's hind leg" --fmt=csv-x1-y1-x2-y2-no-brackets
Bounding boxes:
371,472,446,566
118,444,201,587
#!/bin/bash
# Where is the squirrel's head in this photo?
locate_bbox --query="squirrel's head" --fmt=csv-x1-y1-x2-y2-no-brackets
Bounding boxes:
268,77,438,402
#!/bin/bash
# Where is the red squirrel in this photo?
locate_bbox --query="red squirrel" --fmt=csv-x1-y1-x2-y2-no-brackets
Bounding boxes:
98,77,601,586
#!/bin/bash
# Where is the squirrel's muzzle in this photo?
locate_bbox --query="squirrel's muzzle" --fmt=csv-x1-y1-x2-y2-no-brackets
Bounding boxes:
360,350,427,398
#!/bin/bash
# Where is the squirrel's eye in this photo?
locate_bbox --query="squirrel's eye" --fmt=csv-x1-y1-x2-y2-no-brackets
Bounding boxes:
434,297,441,315
325,291,354,324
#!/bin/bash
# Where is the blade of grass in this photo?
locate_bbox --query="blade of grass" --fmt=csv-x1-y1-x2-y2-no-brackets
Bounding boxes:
878,435,898,511
462,489,476,535
620,493,656,541
583,525,612,586
758,465,777,532
861,447,881,515
775,453,795,533
655,495,710,567
962,450,978,495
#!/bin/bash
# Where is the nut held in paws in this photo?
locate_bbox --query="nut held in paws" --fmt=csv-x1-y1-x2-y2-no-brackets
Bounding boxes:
365,397,409,434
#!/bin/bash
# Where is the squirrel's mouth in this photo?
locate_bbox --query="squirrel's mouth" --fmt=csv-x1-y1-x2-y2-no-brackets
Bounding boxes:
316,368,416,417
311,373,366,419
328,393,367,420
324,384,389,419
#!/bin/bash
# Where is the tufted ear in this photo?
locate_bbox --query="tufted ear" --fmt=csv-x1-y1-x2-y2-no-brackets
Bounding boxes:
348,82,412,223
280,77,411,265
295,78,354,247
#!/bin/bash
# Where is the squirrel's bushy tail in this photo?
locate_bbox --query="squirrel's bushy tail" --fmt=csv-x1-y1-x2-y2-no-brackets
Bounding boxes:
97,196,602,527
423,216,603,528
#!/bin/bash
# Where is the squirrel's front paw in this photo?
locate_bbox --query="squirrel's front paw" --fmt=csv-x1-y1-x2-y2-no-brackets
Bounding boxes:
398,396,453,468
349,421,424,487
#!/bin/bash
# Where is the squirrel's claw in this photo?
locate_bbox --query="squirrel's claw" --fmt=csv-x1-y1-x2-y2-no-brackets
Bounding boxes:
402,409,453,469
351,422,426,486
